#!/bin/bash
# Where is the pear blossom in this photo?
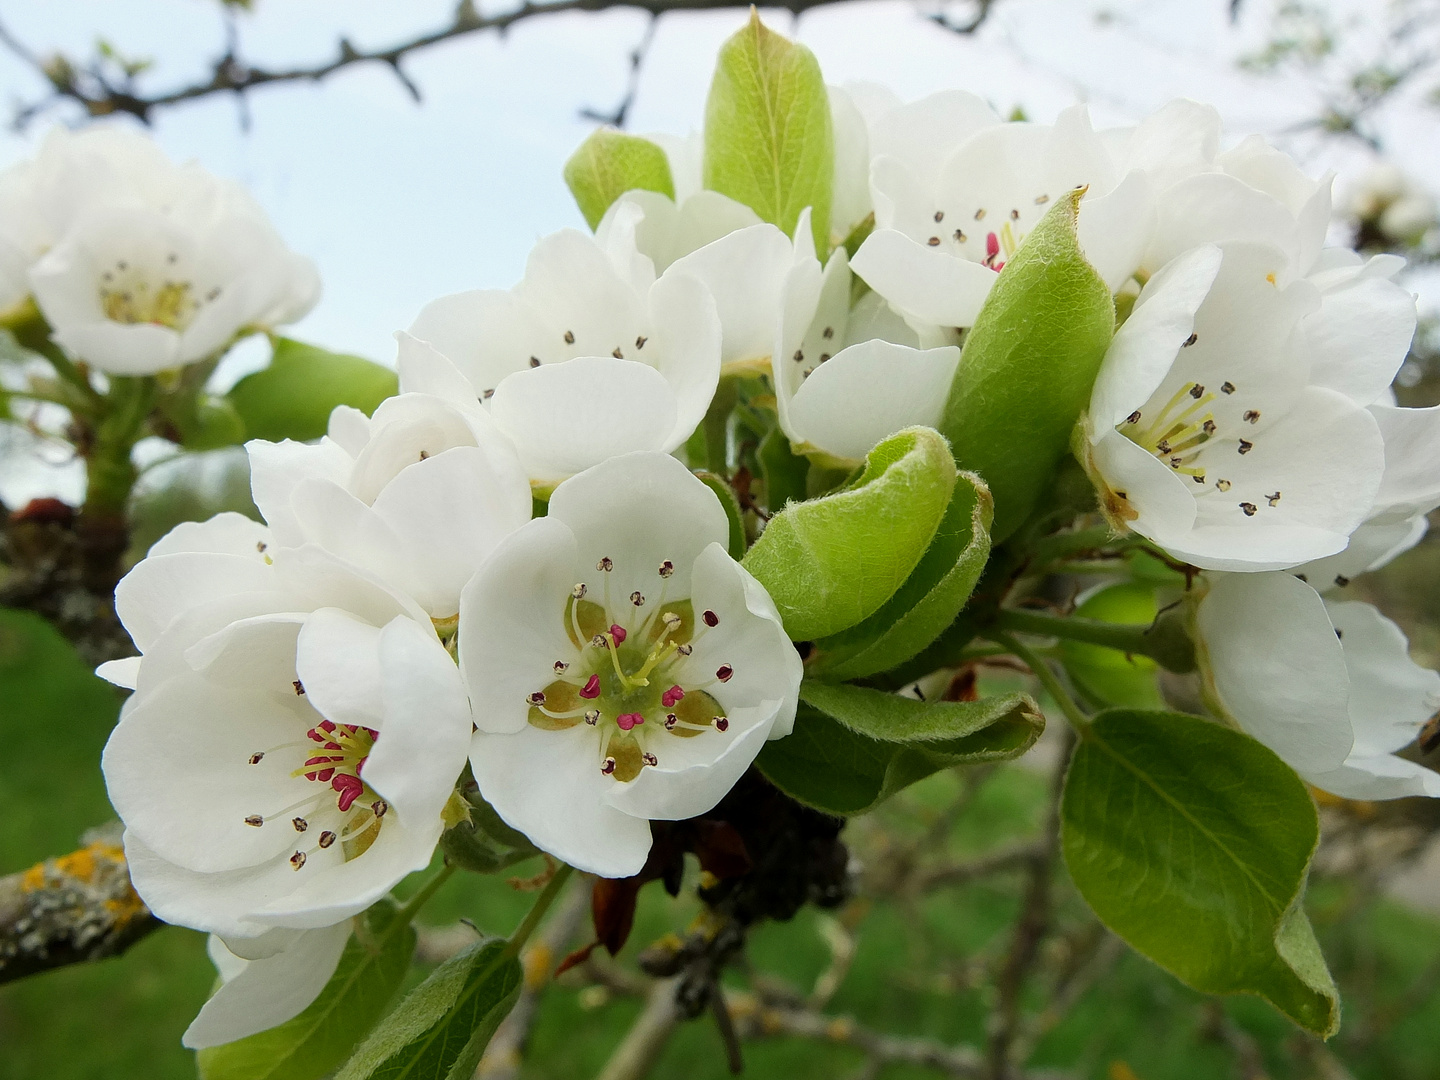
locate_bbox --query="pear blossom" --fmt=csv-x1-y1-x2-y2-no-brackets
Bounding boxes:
852,100,1154,329
182,923,351,1049
1344,162,1438,246
247,389,531,618
1197,572,1440,800
399,212,720,486
458,452,801,878
100,513,473,939
1083,241,1385,571
1,125,317,373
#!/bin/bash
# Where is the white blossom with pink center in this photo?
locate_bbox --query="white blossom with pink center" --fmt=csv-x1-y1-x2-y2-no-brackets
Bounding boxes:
458,452,801,878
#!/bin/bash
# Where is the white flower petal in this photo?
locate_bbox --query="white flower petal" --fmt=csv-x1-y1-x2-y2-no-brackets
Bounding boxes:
1297,261,1416,407
182,922,350,1049
246,438,353,548
469,725,653,878
96,656,141,689
459,516,579,736
1369,403,1440,520
1198,572,1353,773
489,357,679,482
115,552,275,653
643,270,722,447
666,223,793,367
850,228,996,328
294,609,385,732
395,330,482,403
1075,170,1155,291
1090,245,1223,431
786,340,960,461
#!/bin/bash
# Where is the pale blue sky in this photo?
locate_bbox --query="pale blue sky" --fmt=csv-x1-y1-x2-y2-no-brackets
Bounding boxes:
3,0,1427,363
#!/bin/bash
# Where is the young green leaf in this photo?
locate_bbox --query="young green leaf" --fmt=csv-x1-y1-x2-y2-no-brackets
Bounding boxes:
940,188,1114,541
563,129,676,230
1062,709,1339,1037
741,426,956,641
197,901,417,1080
334,938,522,1080
756,682,1043,814
227,337,397,443
703,10,833,257
806,471,992,681
758,424,809,513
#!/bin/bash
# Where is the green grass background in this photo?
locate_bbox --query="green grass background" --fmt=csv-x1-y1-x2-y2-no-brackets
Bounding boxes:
2,605,1438,1080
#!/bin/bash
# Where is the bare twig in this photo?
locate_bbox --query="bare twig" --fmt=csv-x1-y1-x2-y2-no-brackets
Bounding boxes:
0,825,157,984
580,13,659,127
929,0,999,37
593,975,685,1080
0,0,1002,129
908,840,1044,894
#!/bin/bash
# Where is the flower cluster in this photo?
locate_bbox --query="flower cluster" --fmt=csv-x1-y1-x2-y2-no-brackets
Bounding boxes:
24,17,1430,1056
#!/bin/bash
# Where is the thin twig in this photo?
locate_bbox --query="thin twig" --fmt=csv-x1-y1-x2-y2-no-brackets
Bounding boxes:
0,0,1003,128
594,975,684,1080
580,13,659,127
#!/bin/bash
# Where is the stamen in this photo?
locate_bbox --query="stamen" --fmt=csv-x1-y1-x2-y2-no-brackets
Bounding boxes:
293,680,305,696
1243,410,1260,423
580,674,601,699
661,685,685,708
318,831,337,849
572,583,588,598
564,330,575,344
928,236,941,246
616,713,645,731
636,336,647,349
702,610,719,627
664,713,678,729
658,560,674,578
954,229,967,242
601,757,617,775
934,210,944,222
372,800,388,819
642,752,658,767
248,752,265,765
1237,440,1253,455
527,691,546,706
1216,479,1232,491
584,710,600,725
676,644,693,656
1266,492,1281,506
1125,411,1141,425
292,817,308,833
554,660,569,674
597,557,613,572
713,716,729,732
1239,502,1258,516
716,665,734,682
244,815,264,827
1182,332,1198,347
630,591,644,606
1220,381,1236,394
290,851,307,870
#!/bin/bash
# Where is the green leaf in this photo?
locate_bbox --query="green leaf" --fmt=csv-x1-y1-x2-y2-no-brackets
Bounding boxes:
756,681,1043,815
1061,709,1339,1037
702,11,833,257
335,939,522,1080
695,471,747,560
940,188,1114,541
1058,583,1164,709
563,128,676,230
157,392,247,450
807,471,992,681
440,784,538,875
197,900,417,1080
228,338,397,443
741,426,956,641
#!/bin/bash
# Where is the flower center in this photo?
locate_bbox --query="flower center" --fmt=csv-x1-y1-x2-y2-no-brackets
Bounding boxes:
524,556,734,781
98,257,208,331
240,696,390,871
921,194,1057,271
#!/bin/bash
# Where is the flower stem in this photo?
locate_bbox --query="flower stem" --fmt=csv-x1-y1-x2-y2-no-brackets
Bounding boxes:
396,863,456,925
992,606,1194,673
991,632,1091,733
505,862,575,959
81,375,157,520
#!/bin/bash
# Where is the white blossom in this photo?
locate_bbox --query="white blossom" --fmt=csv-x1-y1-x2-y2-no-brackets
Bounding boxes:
246,389,531,618
100,513,472,939
398,211,720,486
182,923,351,1049
3,126,316,374
1197,572,1440,800
458,452,800,878
1083,242,1385,571
851,100,1154,329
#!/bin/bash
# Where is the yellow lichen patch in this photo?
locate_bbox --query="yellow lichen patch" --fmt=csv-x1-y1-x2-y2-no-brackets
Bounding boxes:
103,886,149,927
19,863,46,892
52,847,101,883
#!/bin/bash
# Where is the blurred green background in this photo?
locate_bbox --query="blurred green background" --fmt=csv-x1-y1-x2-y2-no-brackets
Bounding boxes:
4,597,1438,1080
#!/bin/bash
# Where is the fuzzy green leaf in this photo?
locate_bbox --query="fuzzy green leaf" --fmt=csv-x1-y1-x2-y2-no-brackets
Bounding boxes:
335,939,522,1080
702,11,833,257
1062,709,1339,1037
807,471,992,681
228,338,397,444
197,901,417,1080
563,129,676,230
741,426,956,641
756,682,1044,814
940,188,1114,541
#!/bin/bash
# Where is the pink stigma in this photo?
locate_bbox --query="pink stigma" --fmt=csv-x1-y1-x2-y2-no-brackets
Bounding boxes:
608,624,627,645
661,685,685,708
579,674,601,699
616,712,645,731
332,773,364,812
986,232,999,258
